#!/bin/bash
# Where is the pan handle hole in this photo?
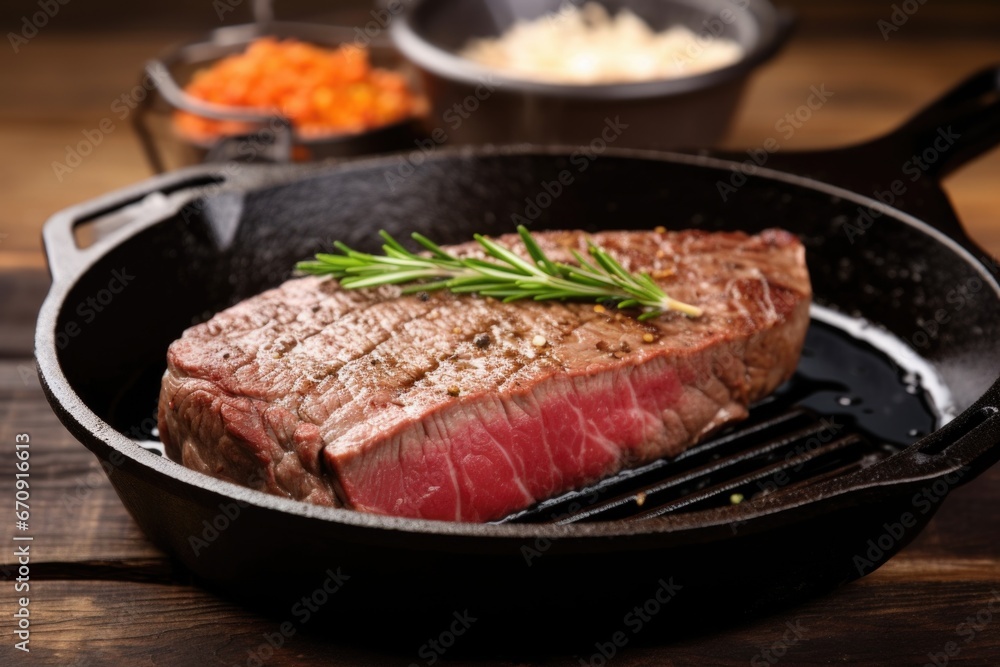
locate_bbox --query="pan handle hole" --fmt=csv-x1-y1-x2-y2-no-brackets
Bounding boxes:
72,175,226,249
919,406,998,456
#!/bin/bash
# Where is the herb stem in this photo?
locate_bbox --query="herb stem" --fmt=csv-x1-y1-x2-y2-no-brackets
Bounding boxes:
296,226,703,320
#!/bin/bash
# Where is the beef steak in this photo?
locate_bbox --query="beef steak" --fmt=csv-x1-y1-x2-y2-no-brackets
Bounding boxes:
159,228,811,522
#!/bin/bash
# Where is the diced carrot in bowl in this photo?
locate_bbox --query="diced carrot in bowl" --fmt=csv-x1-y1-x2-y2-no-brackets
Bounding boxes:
173,37,421,143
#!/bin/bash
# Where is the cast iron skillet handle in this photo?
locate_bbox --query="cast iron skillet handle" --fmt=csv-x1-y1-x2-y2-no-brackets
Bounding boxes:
860,64,1000,182
41,168,227,285
756,64,1000,233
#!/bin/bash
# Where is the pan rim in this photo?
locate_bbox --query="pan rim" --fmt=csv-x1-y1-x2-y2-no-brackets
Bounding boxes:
34,144,1000,541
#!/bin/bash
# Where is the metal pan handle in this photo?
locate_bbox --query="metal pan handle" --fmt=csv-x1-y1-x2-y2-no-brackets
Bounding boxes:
253,0,274,23
134,60,295,173
863,63,1000,181
832,67,1000,487
41,168,228,284
752,64,1000,236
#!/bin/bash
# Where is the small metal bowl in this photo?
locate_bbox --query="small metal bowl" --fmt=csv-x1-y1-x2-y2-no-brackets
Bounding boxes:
133,22,426,173
391,0,794,150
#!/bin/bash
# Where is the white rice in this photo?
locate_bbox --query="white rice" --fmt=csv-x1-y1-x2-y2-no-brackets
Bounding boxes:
458,2,745,85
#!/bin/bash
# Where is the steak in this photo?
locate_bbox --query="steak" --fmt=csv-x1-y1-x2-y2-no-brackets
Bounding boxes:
158,228,811,522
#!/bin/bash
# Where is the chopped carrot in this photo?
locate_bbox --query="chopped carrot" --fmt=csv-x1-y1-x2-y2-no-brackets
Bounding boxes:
173,38,420,143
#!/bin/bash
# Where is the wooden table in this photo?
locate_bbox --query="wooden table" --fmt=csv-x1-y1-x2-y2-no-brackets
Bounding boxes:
3,3,1000,664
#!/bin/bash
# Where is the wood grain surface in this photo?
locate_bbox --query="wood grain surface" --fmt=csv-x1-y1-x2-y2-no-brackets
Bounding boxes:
2,2,1000,664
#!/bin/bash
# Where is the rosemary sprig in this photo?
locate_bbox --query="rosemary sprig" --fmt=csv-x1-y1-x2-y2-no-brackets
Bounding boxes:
296,226,702,320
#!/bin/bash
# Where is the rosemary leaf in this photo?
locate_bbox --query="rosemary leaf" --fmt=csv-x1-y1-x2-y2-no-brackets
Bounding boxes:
295,226,703,320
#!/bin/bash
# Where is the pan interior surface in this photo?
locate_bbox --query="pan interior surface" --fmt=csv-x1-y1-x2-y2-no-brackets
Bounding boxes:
502,304,952,524
50,150,1000,527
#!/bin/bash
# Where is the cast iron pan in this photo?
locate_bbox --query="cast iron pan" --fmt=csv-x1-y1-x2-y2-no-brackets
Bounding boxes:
35,66,1000,649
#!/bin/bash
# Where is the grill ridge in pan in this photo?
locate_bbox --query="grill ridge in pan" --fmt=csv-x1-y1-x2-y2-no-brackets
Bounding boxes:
35,66,1000,644
502,310,946,525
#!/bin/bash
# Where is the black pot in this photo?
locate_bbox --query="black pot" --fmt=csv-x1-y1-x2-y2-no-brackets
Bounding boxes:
391,0,794,149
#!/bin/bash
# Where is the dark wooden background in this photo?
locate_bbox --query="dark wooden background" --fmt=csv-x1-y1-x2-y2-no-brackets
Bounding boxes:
2,1,1000,664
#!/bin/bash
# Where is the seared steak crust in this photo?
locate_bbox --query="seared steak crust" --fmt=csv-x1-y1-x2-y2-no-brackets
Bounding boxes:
159,229,811,521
